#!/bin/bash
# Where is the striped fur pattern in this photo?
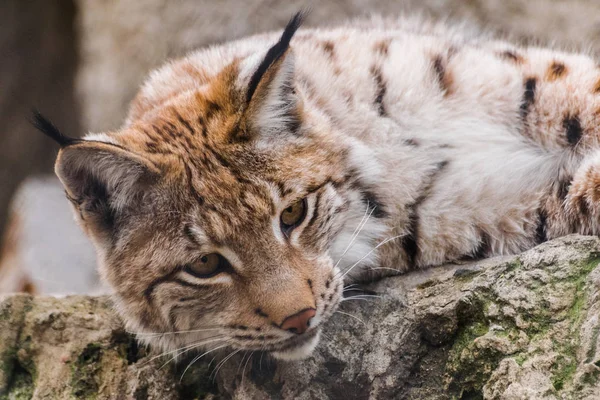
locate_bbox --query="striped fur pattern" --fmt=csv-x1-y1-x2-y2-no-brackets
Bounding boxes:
43,14,600,359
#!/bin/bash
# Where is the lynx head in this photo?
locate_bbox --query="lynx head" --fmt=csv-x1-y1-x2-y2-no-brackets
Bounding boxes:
34,13,386,360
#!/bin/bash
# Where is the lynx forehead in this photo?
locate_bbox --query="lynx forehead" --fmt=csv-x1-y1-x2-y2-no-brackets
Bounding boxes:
35,11,600,361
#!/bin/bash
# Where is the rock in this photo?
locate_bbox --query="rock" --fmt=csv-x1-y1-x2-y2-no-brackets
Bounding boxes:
1,235,600,399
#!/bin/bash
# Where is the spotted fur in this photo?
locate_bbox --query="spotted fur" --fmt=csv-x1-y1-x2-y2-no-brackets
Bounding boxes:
34,14,600,360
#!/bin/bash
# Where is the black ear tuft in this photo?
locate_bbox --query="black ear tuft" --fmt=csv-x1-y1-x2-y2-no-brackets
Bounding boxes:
30,109,79,147
245,10,307,104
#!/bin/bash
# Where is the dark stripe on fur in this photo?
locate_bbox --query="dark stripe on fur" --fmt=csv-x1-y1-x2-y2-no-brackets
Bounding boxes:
144,268,182,300
183,223,201,246
361,190,388,219
145,268,211,302
175,111,195,135
184,163,205,206
547,62,567,81
374,39,391,56
306,192,322,230
321,41,335,58
402,221,419,267
255,308,269,318
578,197,590,217
520,77,537,118
498,50,524,63
557,177,571,201
463,229,491,260
536,208,548,244
370,66,387,116
172,278,208,290
346,171,388,219
432,55,451,94
401,161,449,267
564,115,583,145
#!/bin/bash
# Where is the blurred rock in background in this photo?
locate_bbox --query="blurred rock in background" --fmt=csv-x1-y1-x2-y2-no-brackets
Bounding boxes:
3,0,600,294
75,0,600,132
0,177,98,294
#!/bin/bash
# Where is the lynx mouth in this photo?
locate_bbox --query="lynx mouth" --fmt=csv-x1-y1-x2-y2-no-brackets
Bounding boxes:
270,329,321,360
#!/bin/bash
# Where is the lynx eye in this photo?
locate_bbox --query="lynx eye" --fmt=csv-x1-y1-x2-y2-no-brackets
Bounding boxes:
280,198,307,233
185,253,229,278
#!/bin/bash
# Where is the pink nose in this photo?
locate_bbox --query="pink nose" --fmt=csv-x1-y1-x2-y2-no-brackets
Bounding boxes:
280,308,316,334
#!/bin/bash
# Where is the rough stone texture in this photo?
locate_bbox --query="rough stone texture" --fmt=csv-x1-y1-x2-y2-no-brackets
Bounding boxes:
2,235,600,399
75,0,600,133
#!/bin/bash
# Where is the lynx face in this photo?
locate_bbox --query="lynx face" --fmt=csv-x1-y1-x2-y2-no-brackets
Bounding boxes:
36,14,385,360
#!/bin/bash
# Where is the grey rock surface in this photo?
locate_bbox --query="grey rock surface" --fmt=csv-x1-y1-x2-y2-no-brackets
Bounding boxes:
1,235,600,399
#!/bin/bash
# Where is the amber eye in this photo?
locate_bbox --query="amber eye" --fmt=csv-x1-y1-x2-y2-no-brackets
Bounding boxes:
280,198,307,233
185,253,229,278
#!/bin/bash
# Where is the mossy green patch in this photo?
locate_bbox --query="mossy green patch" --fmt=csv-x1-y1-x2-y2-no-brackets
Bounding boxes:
445,253,600,396
445,309,499,397
416,279,438,290
16,337,36,382
547,255,599,393
514,354,527,367
453,268,482,282
110,330,143,364
551,353,577,391
0,347,17,380
581,368,600,385
70,343,103,399
1,360,34,400
503,259,522,274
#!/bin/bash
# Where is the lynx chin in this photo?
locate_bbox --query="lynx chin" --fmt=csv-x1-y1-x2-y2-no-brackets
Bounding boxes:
34,12,600,360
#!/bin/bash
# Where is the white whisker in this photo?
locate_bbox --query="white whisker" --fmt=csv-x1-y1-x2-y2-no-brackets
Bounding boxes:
212,349,241,381
179,343,229,382
368,266,402,274
241,351,254,389
259,351,265,372
340,294,382,303
342,283,360,292
335,310,366,326
129,327,223,337
146,336,225,368
345,294,381,299
341,235,403,279
340,298,372,303
333,203,375,270
237,351,249,375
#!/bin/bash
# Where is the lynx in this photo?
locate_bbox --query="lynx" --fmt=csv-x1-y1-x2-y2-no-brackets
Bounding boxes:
34,12,600,360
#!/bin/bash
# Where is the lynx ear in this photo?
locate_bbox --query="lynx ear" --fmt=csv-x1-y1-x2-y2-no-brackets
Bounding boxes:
237,12,305,139
55,142,160,241
32,111,159,242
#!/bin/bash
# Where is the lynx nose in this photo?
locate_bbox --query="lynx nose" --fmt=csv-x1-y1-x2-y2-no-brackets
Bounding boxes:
280,308,316,334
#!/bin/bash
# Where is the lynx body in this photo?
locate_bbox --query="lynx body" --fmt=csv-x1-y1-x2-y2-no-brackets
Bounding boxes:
36,14,600,359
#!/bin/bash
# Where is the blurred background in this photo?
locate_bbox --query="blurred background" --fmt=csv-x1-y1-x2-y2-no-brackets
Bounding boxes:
2,0,600,295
